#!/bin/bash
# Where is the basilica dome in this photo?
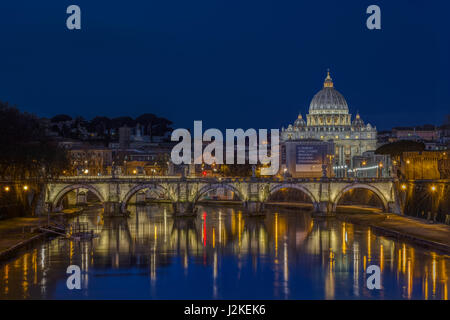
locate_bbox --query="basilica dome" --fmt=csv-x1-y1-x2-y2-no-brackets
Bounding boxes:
294,114,306,127
309,71,348,115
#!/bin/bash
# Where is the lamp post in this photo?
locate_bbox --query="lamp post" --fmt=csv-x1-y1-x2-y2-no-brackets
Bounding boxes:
378,162,383,179
430,185,437,221
361,160,367,178
400,183,407,213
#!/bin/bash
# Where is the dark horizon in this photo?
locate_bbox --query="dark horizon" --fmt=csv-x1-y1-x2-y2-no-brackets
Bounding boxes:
0,1,449,131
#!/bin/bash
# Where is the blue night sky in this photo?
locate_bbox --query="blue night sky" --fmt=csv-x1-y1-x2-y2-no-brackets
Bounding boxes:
0,0,448,131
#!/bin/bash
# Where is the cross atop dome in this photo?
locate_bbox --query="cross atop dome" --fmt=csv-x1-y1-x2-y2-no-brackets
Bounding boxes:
324,68,333,88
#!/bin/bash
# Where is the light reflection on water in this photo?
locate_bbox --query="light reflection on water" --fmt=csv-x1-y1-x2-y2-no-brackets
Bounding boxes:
0,204,448,299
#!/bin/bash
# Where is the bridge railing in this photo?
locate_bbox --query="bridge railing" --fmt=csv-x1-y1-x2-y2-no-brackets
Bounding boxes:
49,175,395,184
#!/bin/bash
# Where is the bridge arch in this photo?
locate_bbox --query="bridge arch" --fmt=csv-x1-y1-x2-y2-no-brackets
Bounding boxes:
193,183,245,203
121,184,173,213
332,183,388,213
52,184,105,208
268,184,318,204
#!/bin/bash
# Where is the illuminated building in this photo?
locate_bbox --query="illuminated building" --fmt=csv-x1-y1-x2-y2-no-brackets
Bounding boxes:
281,71,378,177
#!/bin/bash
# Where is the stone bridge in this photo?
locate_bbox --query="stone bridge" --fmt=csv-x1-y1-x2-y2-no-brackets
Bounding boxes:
44,176,402,216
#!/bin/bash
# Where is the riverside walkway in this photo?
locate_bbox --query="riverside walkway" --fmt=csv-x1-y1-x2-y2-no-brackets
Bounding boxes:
337,210,450,253
0,217,49,258
0,209,82,259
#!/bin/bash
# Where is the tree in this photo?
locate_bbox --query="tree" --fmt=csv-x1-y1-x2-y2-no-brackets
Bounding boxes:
111,116,135,128
152,117,173,138
136,114,173,141
0,101,70,215
220,164,253,177
50,114,72,123
154,153,170,175
88,116,112,138
375,140,425,158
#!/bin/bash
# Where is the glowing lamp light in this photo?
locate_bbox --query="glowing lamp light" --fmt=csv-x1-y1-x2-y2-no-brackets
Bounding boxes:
133,170,137,174
84,169,89,174
23,185,28,191
430,185,436,192
401,184,407,190
4,186,10,192
406,160,411,164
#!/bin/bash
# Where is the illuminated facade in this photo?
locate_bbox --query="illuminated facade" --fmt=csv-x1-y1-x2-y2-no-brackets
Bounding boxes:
281,71,377,176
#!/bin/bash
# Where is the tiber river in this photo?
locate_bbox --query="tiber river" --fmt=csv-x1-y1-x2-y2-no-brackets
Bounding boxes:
0,204,448,299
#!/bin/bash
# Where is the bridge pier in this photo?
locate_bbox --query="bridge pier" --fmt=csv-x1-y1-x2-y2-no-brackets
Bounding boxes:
172,201,197,217
313,201,335,217
244,201,266,215
104,201,123,217
387,201,402,214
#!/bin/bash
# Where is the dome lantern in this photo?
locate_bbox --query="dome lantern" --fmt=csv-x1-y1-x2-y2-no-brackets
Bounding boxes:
324,69,333,88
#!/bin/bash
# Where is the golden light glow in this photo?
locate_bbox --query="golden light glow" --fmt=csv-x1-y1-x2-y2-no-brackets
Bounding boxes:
406,160,411,164
342,223,346,255
4,186,9,192
133,170,137,174
431,185,436,192
401,184,407,190
23,185,28,191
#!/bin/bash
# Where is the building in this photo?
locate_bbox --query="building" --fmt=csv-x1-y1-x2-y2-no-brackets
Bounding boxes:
400,151,449,180
350,151,391,178
392,125,439,142
67,146,113,176
439,114,450,146
281,71,377,177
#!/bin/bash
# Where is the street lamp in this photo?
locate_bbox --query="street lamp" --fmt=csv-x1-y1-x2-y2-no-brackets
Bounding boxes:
430,185,437,221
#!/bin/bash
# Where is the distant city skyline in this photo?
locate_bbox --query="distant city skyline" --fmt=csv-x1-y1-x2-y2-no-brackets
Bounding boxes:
0,1,449,131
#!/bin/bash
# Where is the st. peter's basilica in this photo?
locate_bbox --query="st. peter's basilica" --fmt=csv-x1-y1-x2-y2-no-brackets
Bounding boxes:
281,71,377,177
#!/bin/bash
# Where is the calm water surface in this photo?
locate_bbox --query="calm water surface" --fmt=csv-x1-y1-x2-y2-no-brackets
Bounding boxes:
0,204,448,299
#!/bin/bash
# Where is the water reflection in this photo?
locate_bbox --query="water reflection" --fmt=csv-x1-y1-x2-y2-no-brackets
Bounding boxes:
0,204,448,299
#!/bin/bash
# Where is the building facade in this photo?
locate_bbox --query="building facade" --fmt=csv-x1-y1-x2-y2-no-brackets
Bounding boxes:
281,71,377,177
